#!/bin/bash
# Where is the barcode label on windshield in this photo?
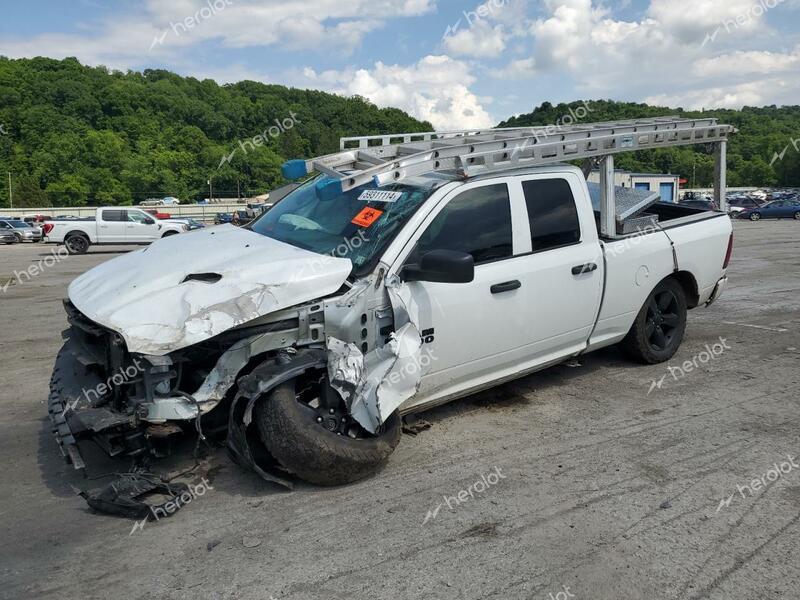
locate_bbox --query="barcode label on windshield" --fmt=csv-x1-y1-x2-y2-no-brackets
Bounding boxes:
358,190,403,203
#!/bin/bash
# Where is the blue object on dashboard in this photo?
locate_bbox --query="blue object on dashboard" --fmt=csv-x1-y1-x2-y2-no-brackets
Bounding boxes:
282,160,308,180
315,177,343,202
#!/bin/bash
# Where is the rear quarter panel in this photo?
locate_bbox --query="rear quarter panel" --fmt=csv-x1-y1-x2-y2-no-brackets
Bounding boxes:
664,214,732,303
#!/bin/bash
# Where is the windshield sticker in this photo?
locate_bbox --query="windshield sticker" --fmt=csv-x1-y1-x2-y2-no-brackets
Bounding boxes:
358,189,403,203
351,207,384,227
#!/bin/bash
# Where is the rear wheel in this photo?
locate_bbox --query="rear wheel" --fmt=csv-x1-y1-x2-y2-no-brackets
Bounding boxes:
621,278,688,364
65,234,90,255
254,377,402,486
749,212,761,221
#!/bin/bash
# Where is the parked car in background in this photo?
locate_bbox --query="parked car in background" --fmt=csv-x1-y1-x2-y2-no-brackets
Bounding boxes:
680,199,719,211
144,208,173,220
166,217,205,230
726,196,763,216
0,229,18,244
738,199,800,221
22,214,53,224
0,219,43,242
214,212,233,225
42,207,189,254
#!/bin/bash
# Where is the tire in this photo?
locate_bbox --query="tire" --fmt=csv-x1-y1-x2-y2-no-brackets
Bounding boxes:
749,212,761,221
794,211,800,220
620,277,688,365
254,381,402,486
14,233,23,243
162,231,178,238
65,234,90,255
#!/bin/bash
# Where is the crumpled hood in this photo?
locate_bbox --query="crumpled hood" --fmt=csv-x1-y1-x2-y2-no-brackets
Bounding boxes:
68,225,352,355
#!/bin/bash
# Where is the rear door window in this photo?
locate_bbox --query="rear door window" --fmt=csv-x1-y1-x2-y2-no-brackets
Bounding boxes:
101,210,125,222
521,179,581,252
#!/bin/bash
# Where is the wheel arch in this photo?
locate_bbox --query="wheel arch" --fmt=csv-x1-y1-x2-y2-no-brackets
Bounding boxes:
667,270,700,309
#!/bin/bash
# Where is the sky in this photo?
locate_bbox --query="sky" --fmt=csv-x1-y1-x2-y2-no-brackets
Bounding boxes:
0,0,799,130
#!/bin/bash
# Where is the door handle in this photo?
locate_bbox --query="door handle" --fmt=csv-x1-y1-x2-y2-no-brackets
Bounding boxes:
491,280,521,294
572,263,598,275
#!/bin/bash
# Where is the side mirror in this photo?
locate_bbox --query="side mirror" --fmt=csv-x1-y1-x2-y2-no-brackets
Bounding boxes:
402,250,474,284
144,218,155,225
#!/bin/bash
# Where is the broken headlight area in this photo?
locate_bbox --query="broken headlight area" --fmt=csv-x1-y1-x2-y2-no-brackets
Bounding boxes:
51,301,245,471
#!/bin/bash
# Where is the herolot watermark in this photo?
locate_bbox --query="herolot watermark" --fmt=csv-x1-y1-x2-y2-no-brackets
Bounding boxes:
150,0,234,51
423,466,507,524
129,477,214,534
1,246,70,293
287,230,371,284
702,0,787,47
508,102,595,157
549,586,576,600
648,337,731,395
770,136,800,167
81,359,146,406
443,0,507,40
716,455,798,513
218,112,301,168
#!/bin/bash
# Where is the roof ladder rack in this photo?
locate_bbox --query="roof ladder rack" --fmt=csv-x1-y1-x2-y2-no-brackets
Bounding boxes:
281,116,737,237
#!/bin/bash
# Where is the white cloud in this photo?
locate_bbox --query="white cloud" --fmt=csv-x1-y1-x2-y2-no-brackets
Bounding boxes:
443,22,507,57
301,55,495,130
0,0,436,66
647,0,767,42
692,48,800,77
491,57,537,79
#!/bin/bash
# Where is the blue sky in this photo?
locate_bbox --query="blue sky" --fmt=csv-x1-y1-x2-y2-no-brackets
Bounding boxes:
1,0,799,128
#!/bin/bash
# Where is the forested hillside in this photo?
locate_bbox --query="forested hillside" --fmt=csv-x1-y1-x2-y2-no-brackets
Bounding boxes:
0,57,431,207
500,100,800,188
1,57,798,208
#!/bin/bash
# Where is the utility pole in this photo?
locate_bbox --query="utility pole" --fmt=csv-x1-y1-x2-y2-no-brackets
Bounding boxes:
7,172,11,209
237,179,241,201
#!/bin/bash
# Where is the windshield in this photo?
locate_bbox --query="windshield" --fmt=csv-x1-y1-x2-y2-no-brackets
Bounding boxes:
250,175,448,275
10,221,30,228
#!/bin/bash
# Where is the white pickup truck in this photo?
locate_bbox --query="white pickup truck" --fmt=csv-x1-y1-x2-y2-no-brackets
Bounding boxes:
43,207,189,254
48,118,735,504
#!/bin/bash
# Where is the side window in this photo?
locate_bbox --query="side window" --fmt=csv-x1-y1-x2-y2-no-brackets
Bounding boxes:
414,183,512,265
101,210,125,222
127,211,150,224
522,179,581,252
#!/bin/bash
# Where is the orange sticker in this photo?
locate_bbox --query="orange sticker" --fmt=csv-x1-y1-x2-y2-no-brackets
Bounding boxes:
351,207,384,227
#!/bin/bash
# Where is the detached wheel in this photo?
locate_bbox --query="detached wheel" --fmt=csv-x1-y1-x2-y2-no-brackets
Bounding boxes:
621,278,688,364
65,234,90,255
749,212,761,221
254,379,402,486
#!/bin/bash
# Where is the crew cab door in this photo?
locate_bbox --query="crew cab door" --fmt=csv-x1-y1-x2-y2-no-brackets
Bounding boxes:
125,209,160,242
98,209,127,243
509,173,604,361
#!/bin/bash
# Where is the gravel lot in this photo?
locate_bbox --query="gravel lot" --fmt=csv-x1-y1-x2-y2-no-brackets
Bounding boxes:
1,222,799,600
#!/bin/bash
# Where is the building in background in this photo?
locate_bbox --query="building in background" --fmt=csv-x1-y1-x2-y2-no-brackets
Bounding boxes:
588,170,680,203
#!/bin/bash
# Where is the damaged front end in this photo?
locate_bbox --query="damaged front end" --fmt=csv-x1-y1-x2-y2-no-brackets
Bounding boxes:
49,271,427,490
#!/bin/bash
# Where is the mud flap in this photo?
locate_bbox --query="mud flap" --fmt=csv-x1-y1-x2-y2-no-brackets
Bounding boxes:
327,276,425,434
